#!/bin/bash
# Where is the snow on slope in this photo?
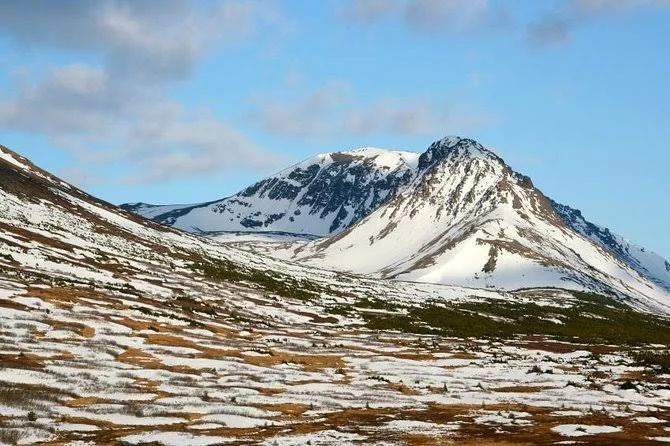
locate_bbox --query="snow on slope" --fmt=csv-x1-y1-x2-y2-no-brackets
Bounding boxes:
552,200,670,291
123,148,419,236
277,137,670,313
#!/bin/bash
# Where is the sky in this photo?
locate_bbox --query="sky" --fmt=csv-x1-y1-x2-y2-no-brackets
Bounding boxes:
0,0,668,259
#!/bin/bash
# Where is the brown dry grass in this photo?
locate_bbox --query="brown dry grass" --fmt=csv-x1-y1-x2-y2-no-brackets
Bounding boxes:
112,317,153,331
113,317,185,333
0,382,69,409
286,379,323,386
144,333,242,360
144,333,201,350
116,347,199,375
393,352,436,361
451,441,531,446
554,364,579,372
27,287,78,309
64,396,102,407
451,352,478,360
521,340,579,354
242,350,345,372
620,370,649,380
205,323,240,337
45,318,95,338
256,387,285,396
0,298,27,311
116,348,163,369
0,352,45,369
31,329,47,339
45,403,669,446
524,410,667,445
521,340,615,355
401,434,454,445
57,415,132,430
57,351,76,361
27,286,124,310
387,382,421,396
259,403,310,416
134,378,161,390
492,386,553,393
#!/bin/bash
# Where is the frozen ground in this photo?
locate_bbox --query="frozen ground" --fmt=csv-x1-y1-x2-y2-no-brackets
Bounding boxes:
1,275,669,445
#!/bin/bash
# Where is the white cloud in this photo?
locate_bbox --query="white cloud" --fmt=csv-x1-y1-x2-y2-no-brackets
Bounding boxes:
340,0,511,35
0,0,280,82
527,0,670,46
253,82,350,138
405,0,490,33
0,65,128,135
58,168,98,188
339,0,398,22
344,98,444,136
125,109,282,183
0,1,286,183
253,83,496,139
0,63,281,183
344,98,496,136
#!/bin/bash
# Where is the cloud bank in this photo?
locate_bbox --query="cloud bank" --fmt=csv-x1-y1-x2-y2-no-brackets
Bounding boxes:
252,82,496,140
526,0,670,46
0,0,284,183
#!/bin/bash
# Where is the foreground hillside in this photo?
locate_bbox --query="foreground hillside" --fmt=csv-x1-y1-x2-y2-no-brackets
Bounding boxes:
1,144,670,445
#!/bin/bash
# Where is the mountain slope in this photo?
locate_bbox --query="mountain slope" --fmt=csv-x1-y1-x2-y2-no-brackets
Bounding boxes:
552,199,670,291
278,137,670,313
123,147,419,236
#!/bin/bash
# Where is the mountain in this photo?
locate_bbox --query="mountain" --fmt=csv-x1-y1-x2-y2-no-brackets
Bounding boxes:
126,136,669,312
3,143,670,445
122,147,419,237
275,137,670,313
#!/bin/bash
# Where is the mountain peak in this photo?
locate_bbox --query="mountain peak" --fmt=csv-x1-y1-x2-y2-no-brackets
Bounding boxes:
417,136,500,171
324,147,420,170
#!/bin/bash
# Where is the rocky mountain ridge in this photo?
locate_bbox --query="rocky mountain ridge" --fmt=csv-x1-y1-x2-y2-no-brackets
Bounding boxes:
123,147,420,237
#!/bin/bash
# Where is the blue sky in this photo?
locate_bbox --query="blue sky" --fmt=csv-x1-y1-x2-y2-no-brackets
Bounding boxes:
0,0,668,258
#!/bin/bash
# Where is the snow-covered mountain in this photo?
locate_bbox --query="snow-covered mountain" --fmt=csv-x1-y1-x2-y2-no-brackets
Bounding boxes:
123,136,669,311
275,137,669,312
123,147,419,237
